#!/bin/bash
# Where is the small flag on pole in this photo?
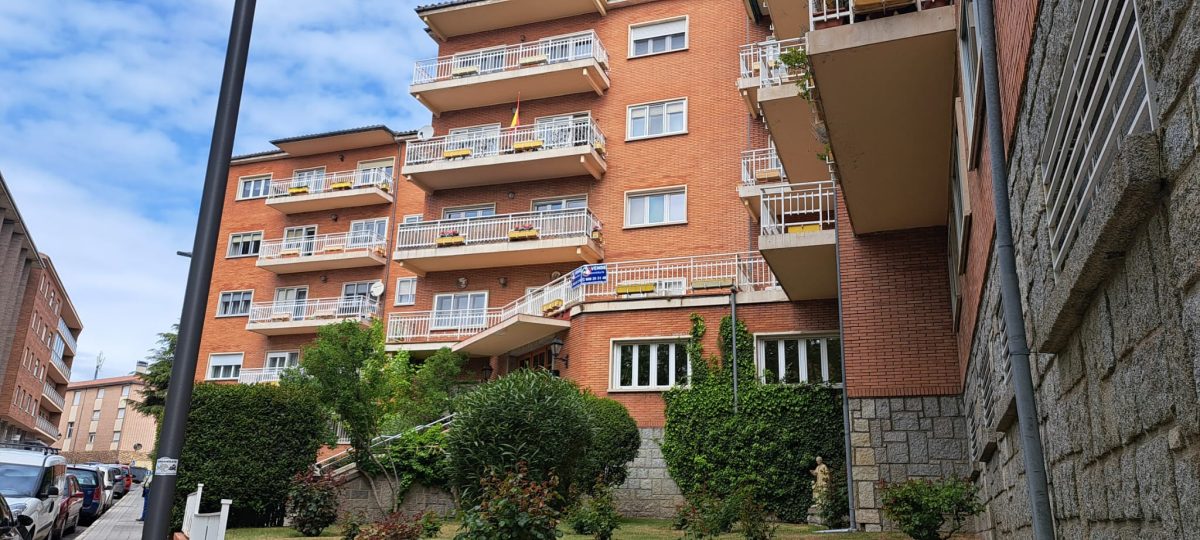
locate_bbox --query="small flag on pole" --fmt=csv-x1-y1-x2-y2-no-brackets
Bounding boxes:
510,92,521,128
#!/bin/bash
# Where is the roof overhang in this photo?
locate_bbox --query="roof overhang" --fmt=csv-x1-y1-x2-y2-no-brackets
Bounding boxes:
452,314,570,357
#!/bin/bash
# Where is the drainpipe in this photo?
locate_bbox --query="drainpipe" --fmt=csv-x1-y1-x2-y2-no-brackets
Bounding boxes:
730,261,739,415
976,1,1055,538
833,200,856,531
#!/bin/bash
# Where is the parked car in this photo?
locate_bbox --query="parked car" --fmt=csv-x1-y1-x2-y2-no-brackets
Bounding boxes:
0,493,34,540
104,467,126,499
0,441,67,540
129,467,150,484
51,476,81,538
89,467,114,510
65,467,103,525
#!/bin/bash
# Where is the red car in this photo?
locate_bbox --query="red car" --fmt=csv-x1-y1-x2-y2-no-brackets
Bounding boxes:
118,466,132,492
53,475,84,540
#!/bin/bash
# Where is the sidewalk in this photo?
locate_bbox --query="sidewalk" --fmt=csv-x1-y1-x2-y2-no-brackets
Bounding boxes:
75,487,144,540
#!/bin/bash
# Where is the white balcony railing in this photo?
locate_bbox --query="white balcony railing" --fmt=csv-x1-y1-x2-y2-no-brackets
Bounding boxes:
57,319,77,354
760,181,837,236
49,347,70,380
412,31,608,85
237,367,295,385
248,296,379,325
742,148,787,185
388,252,777,343
739,38,808,88
258,232,386,260
396,208,600,251
41,382,65,410
35,416,59,439
404,117,606,167
266,169,393,200
809,0,947,31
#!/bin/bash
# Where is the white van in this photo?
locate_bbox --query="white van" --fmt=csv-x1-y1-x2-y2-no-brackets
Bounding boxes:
0,442,67,540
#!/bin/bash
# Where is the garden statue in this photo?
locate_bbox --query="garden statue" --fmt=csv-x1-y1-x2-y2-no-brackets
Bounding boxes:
807,456,832,525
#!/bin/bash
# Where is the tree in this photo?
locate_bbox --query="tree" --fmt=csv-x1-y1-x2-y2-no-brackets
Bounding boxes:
132,323,177,421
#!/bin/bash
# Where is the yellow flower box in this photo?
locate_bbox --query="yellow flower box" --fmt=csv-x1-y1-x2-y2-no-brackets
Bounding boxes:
451,65,480,77
330,181,353,190
508,229,540,241
616,283,656,295
541,299,564,315
755,168,783,182
519,54,548,66
692,277,735,290
787,223,824,234
513,140,544,152
436,236,466,247
288,186,309,195
443,148,473,159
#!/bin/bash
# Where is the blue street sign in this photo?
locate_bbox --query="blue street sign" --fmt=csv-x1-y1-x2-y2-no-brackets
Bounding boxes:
571,264,608,288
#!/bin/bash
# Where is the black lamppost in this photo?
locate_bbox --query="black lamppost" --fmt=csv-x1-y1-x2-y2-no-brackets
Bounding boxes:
548,338,566,376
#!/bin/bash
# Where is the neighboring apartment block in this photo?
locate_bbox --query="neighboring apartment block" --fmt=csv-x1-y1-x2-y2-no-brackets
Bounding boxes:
0,173,84,445
55,375,157,468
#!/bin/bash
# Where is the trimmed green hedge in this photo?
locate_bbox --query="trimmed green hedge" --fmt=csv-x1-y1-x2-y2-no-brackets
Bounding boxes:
175,383,328,528
575,393,640,491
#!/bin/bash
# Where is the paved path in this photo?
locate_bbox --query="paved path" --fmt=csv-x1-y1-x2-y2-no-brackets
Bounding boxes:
72,488,144,540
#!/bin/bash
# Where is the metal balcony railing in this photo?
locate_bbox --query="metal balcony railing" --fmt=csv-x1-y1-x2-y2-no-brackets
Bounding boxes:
742,148,787,185
35,416,59,439
739,38,808,88
41,382,65,410
57,319,77,354
49,347,70,380
258,232,387,260
412,31,608,85
317,414,454,476
396,208,600,251
387,252,777,343
248,296,379,324
404,117,606,167
266,169,393,200
809,0,949,31
760,181,838,236
237,367,295,385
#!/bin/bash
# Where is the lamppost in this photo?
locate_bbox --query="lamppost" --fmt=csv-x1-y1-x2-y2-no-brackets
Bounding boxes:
548,338,566,376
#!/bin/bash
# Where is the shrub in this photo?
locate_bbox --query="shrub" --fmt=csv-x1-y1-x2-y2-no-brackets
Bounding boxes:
455,464,563,540
880,477,983,540
356,512,431,540
735,487,777,540
677,489,736,539
574,394,640,491
174,383,327,528
286,471,340,537
341,512,367,540
447,370,590,507
567,482,620,540
819,467,850,529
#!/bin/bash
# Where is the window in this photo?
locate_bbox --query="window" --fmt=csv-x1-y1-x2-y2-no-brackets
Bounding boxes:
349,218,388,247
629,17,688,58
627,98,687,140
121,385,130,397
227,232,263,258
341,282,376,315
112,431,121,443
91,410,100,421
72,392,80,406
448,124,501,156
274,287,308,319
756,335,842,385
452,47,506,76
208,353,243,380
237,175,271,200
625,188,686,227
442,204,496,220
958,0,981,148
432,292,488,330
948,130,971,327
96,388,105,399
65,422,74,438
116,408,126,420
534,112,593,149
291,167,326,189
395,278,416,306
266,351,301,370
533,196,587,212
403,214,424,224
611,340,689,390
356,158,395,186
217,290,253,317
86,433,95,445
283,225,318,256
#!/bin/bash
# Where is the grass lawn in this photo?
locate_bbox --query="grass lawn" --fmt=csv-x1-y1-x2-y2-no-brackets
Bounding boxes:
227,519,911,540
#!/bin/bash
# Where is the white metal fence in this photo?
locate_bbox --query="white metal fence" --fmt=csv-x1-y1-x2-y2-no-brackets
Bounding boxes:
760,182,837,236
739,38,808,88
258,231,386,260
810,0,944,30
237,368,292,385
387,252,777,342
248,296,379,324
412,31,608,85
57,318,77,353
742,148,787,185
404,117,605,167
49,348,70,380
41,382,64,410
396,208,600,250
267,169,393,199
35,416,59,438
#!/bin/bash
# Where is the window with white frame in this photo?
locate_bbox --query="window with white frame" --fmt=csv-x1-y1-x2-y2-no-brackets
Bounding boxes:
86,433,95,445
948,130,971,327
958,0,981,148
227,232,263,258
91,410,100,421
208,353,243,380
756,335,842,385
395,278,416,305
292,167,326,188
448,124,501,155
627,98,686,140
112,431,121,443
72,392,81,406
116,407,126,420
266,351,300,370
216,290,253,317
533,196,587,212
432,292,488,330
65,422,74,438
630,17,688,58
626,188,686,227
356,158,395,186
403,214,424,224
237,175,271,200
121,385,130,397
611,340,689,390
349,218,388,247
442,204,496,220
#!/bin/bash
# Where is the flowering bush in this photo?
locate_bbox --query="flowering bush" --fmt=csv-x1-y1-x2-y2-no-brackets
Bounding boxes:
438,230,461,238
512,223,536,232
455,464,562,540
355,511,439,540
286,471,339,537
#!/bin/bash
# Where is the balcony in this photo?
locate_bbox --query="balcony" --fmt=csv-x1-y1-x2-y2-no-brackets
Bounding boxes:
739,39,832,185
388,252,778,355
48,347,70,384
758,182,838,300
411,32,609,115
57,318,77,354
403,118,606,192
738,148,788,220
246,297,379,336
41,382,65,413
265,169,394,214
237,368,292,385
256,232,387,274
743,0,809,39
417,0,608,40
806,0,957,233
394,208,604,275
34,416,59,440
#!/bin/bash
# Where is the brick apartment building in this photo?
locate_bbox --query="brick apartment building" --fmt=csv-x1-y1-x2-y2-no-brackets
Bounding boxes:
191,0,1200,534
55,375,157,468
0,173,84,445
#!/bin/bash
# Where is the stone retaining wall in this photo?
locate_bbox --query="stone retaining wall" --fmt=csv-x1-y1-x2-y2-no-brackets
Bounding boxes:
613,427,685,518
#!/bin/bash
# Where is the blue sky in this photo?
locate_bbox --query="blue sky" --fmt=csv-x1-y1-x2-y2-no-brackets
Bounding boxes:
0,1,438,379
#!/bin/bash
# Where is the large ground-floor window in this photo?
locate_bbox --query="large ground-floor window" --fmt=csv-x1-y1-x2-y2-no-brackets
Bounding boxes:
611,339,689,390
756,335,842,385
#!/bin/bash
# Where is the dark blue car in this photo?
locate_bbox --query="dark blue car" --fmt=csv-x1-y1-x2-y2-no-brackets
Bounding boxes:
65,468,103,525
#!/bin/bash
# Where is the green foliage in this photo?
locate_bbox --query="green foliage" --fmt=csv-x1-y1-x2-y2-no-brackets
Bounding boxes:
455,465,563,540
718,315,755,385
381,348,466,433
447,370,590,507
819,467,850,529
677,489,736,539
778,47,813,100
175,383,327,528
362,427,450,498
686,314,712,384
132,323,177,421
881,477,983,540
736,486,777,540
286,471,340,537
663,316,846,523
341,512,366,540
567,482,620,540
574,394,640,491
356,511,434,540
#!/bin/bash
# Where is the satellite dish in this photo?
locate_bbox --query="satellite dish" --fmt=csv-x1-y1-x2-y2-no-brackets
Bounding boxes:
416,125,435,140
369,281,386,298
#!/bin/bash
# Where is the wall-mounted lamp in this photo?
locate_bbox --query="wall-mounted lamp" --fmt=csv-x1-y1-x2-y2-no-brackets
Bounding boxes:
338,153,345,162
549,337,567,371
457,277,468,289
498,277,508,288
481,364,494,382
320,275,328,283
507,191,516,199
551,271,562,280
330,213,339,222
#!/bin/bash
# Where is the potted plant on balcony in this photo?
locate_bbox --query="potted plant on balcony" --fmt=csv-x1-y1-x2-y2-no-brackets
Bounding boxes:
590,225,604,243
508,223,540,241
437,229,465,247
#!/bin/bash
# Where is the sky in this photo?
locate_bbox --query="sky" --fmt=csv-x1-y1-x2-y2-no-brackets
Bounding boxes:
0,1,438,380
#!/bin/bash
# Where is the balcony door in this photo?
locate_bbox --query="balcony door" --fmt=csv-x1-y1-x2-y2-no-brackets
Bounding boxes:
349,218,387,248
274,286,308,320
442,204,496,220
291,167,326,190
341,282,374,316
541,32,592,64
448,124,501,156
453,46,505,75
283,225,317,256
266,351,300,371
356,158,394,186
432,292,488,330
535,112,590,149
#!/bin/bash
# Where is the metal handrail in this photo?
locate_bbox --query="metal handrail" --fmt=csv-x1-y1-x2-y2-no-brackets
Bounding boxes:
760,181,837,236
236,367,295,385
412,31,608,85
742,148,787,185
57,318,77,354
258,231,386,260
396,208,599,250
35,416,59,438
809,0,944,31
316,414,455,476
267,168,393,199
50,347,71,380
739,38,807,88
404,117,606,167
41,382,65,410
248,296,379,324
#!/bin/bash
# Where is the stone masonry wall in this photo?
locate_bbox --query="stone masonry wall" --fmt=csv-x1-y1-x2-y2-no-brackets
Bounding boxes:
848,396,968,532
613,428,684,519
336,473,456,522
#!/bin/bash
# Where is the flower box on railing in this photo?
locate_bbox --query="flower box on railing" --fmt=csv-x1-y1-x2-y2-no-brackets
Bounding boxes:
443,148,473,159
437,231,466,247
508,225,540,241
330,181,354,190
756,167,783,182
451,66,480,77
787,223,825,234
288,186,310,195
513,139,544,152
279,248,301,257
616,282,656,295
519,54,549,67
541,299,564,315
692,277,736,290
